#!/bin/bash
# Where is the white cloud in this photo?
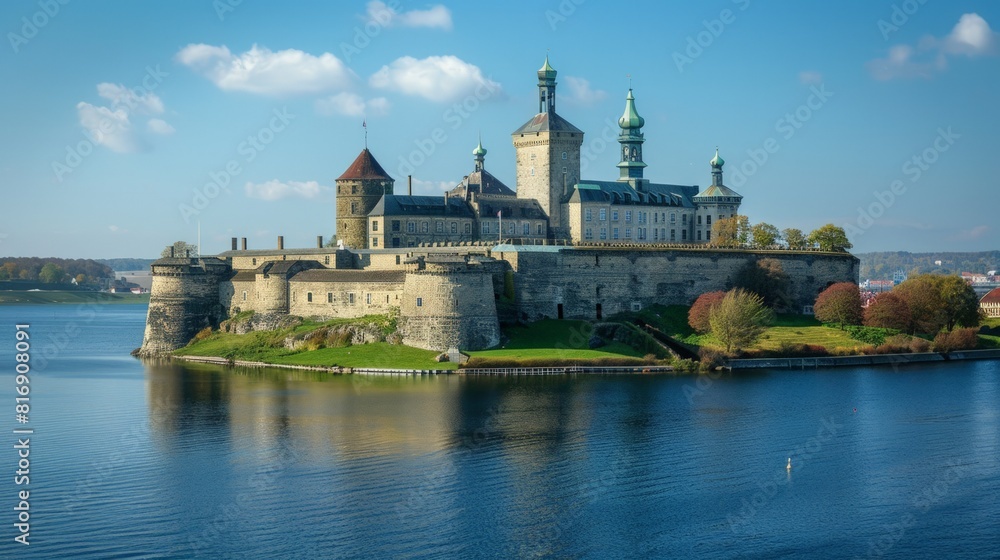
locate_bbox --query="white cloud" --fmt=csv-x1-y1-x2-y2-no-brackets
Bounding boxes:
147,118,175,135
315,92,390,117
97,82,165,114
867,13,996,80
244,180,325,201
176,43,356,96
798,71,823,85
370,55,501,102
365,1,452,30
562,76,607,105
76,102,143,153
108,225,121,233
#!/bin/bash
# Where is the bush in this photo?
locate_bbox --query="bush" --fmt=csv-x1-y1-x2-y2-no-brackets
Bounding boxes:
814,282,863,328
863,292,912,330
933,328,980,352
688,291,726,334
909,337,931,353
698,348,726,369
844,325,899,346
193,326,214,342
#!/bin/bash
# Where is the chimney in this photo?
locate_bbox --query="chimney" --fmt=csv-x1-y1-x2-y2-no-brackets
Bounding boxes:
231,237,238,251
170,246,175,258
317,235,324,249
241,237,247,251
277,236,284,250
185,249,190,258
408,175,412,196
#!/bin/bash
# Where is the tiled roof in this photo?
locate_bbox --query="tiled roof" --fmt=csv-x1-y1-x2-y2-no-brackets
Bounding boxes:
568,180,699,208
512,112,583,135
368,195,476,218
291,269,405,283
337,149,393,181
981,287,1000,304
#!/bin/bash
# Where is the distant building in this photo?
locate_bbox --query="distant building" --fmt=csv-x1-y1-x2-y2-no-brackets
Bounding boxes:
892,270,907,285
981,287,1000,318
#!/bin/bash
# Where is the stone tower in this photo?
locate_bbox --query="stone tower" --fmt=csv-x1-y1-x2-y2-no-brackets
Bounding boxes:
335,148,394,249
692,149,743,243
512,56,584,239
617,88,647,189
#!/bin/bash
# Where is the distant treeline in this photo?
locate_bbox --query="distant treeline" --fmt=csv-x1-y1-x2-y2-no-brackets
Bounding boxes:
0,257,114,284
95,258,155,272
857,251,1000,279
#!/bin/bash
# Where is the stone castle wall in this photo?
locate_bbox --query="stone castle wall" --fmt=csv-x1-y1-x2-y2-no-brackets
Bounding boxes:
139,258,229,355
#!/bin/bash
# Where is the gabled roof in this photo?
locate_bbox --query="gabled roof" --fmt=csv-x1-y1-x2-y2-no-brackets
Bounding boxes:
448,169,516,199
568,180,699,208
368,194,476,219
337,149,393,181
981,287,1000,304
512,112,584,135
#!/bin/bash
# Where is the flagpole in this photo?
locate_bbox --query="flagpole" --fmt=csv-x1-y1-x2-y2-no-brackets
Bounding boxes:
498,211,502,244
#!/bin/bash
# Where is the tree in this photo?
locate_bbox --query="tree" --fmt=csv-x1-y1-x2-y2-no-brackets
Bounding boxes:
161,241,199,258
935,275,982,330
38,263,66,284
709,288,775,353
75,273,87,284
863,292,911,330
814,282,863,328
688,291,726,334
0,268,8,281
751,223,781,248
731,258,792,311
807,224,852,252
712,215,750,247
783,228,807,249
894,275,946,334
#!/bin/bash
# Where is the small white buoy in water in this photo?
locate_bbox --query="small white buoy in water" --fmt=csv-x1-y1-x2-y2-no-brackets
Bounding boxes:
786,458,792,470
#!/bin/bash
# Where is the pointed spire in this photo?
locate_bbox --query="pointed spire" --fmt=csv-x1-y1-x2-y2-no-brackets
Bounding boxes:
538,54,557,80
710,147,725,168
473,133,487,171
618,88,645,129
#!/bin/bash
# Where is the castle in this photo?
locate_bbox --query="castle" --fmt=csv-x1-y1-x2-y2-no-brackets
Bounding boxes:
140,58,858,356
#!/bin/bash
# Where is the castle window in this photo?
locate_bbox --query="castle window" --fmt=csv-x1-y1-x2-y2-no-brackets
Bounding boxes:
421,222,429,233
407,222,415,233
682,230,687,240
585,208,593,222
600,227,607,240
599,208,606,221
523,223,530,235
530,167,535,176
654,213,658,224
683,214,688,224
392,220,400,232
348,293,355,305
372,238,378,247
451,222,458,234
707,231,712,241
436,221,444,233
697,231,702,241
625,228,632,239
372,221,378,231
416,297,423,307
612,210,619,221
562,152,567,160
698,215,702,225
613,228,620,240
537,224,543,235
654,229,658,241
351,202,358,214
395,255,401,265
482,222,490,234
242,291,247,301
307,292,313,303
466,223,472,234
366,293,372,305
252,258,257,266
671,229,676,241
670,213,676,224
352,186,357,194
324,255,330,265
625,210,632,223
706,215,712,226
509,222,516,235
585,227,593,240
327,293,333,303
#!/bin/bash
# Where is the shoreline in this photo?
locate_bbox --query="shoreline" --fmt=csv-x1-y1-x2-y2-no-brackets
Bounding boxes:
163,349,1000,375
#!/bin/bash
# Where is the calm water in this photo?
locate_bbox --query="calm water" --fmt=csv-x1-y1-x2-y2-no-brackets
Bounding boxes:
0,303,998,559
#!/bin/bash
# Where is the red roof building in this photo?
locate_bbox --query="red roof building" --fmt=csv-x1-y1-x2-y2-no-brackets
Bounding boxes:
981,287,1000,318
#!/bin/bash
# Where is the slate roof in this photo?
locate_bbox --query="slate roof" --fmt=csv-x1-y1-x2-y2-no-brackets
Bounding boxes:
474,197,548,220
290,269,406,283
568,180,699,208
368,194,476,218
448,169,516,198
512,112,584,135
337,149,393,181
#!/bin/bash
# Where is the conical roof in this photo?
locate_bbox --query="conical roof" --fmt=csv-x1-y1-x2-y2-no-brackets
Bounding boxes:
336,148,392,181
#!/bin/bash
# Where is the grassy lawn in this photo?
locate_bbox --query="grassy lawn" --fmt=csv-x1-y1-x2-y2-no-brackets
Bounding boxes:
175,317,456,370
978,334,1000,349
468,319,644,360
0,291,150,305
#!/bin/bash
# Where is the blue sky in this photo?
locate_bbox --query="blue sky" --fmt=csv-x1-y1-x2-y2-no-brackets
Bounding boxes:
1,0,997,258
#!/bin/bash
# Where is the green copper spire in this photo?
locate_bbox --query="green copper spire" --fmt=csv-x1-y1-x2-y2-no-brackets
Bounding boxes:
473,134,487,157
473,133,486,171
618,89,645,129
538,55,557,81
710,148,725,168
